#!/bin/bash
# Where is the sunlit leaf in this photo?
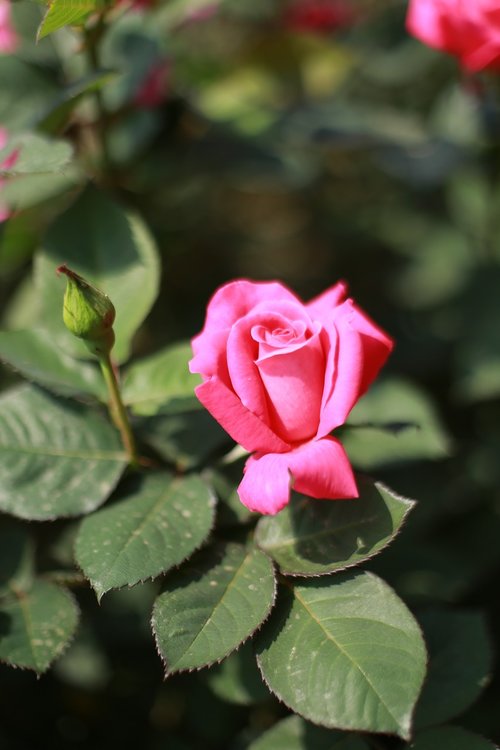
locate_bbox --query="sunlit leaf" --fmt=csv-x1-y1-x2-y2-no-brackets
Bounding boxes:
153,542,276,673
75,472,216,599
0,384,126,520
257,572,427,739
35,185,160,364
255,478,414,576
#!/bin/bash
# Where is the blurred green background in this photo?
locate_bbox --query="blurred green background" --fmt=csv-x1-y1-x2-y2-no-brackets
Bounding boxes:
0,0,499,747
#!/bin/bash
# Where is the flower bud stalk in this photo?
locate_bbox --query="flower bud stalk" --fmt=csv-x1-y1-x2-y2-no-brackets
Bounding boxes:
58,265,138,468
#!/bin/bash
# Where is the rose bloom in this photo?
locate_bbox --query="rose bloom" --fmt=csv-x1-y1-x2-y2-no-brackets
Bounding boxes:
284,0,355,34
406,0,500,72
0,0,17,54
190,280,393,514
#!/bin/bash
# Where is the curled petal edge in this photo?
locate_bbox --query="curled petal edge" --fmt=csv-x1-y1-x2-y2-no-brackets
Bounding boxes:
238,437,358,515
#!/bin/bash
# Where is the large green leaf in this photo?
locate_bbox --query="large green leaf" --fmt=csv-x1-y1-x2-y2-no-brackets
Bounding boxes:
255,478,414,576
0,580,79,674
38,0,99,40
122,341,201,416
414,610,492,729
0,384,126,520
343,378,451,469
75,472,216,599
35,185,160,364
409,726,497,750
0,328,106,399
0,133,73,176
152,542,276,673
256,572,427,739
246,715,370,750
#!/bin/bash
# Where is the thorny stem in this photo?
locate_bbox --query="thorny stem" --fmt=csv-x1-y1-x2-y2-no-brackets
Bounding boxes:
99,352,139,468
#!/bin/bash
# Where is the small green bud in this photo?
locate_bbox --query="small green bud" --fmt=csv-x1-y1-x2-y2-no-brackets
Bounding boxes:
58,264,115,357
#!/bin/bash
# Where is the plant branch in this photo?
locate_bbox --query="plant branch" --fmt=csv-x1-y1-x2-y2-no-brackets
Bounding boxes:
99,353,139,468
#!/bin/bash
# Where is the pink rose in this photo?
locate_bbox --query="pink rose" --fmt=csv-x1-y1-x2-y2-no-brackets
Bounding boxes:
406,0,500,72
0,0,17,54
189,280,393,515
284,0,355,34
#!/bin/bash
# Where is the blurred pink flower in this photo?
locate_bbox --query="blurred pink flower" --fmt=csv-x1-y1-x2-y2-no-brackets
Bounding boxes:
0,0,18,54
283,0,355,34
0,127,19,223
134,61,171,109
407,0,500,72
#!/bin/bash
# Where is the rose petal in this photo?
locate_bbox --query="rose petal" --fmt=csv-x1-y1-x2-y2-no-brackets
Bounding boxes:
199,279,301,337
406,0,454,48
238,437,358,514
195,376,290,454
317,300,393,437
256,324,324,442
226,301,310,424
306,280,348,323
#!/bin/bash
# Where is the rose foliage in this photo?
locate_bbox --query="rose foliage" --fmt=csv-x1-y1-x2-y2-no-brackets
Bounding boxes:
0,1,497,748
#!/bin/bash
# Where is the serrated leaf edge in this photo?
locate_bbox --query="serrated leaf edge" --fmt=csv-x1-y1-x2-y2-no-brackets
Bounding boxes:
255,478,416,579
0,583,80,676
151,543,278,678
75,478,218,602
254,571,428,741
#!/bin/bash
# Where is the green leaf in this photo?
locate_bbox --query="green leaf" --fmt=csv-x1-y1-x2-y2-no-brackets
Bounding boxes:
137,407,230,471
256,571,427,739
0,328,106,399
0,384,126,520
37,72,117,134
414,610,493,729
0,170,82,214
0,580,79,674
75,472,216,599
38,0,98,40
0,58,59,131
0,133,73,176
343,378,451,469
409,726,497,750
0,524,34,596
205,642,270,706
152,542,276,673
255,478,414,576
122,341,201,416
35,185,160,364
246,715,370,750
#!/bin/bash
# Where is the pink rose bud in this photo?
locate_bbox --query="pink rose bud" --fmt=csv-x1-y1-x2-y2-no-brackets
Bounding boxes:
406,0,500,72
190,280,393,515
0,0,18,54
284,0,355,34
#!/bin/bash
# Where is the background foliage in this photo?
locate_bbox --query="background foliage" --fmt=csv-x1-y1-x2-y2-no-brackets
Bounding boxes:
0,0,499,748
